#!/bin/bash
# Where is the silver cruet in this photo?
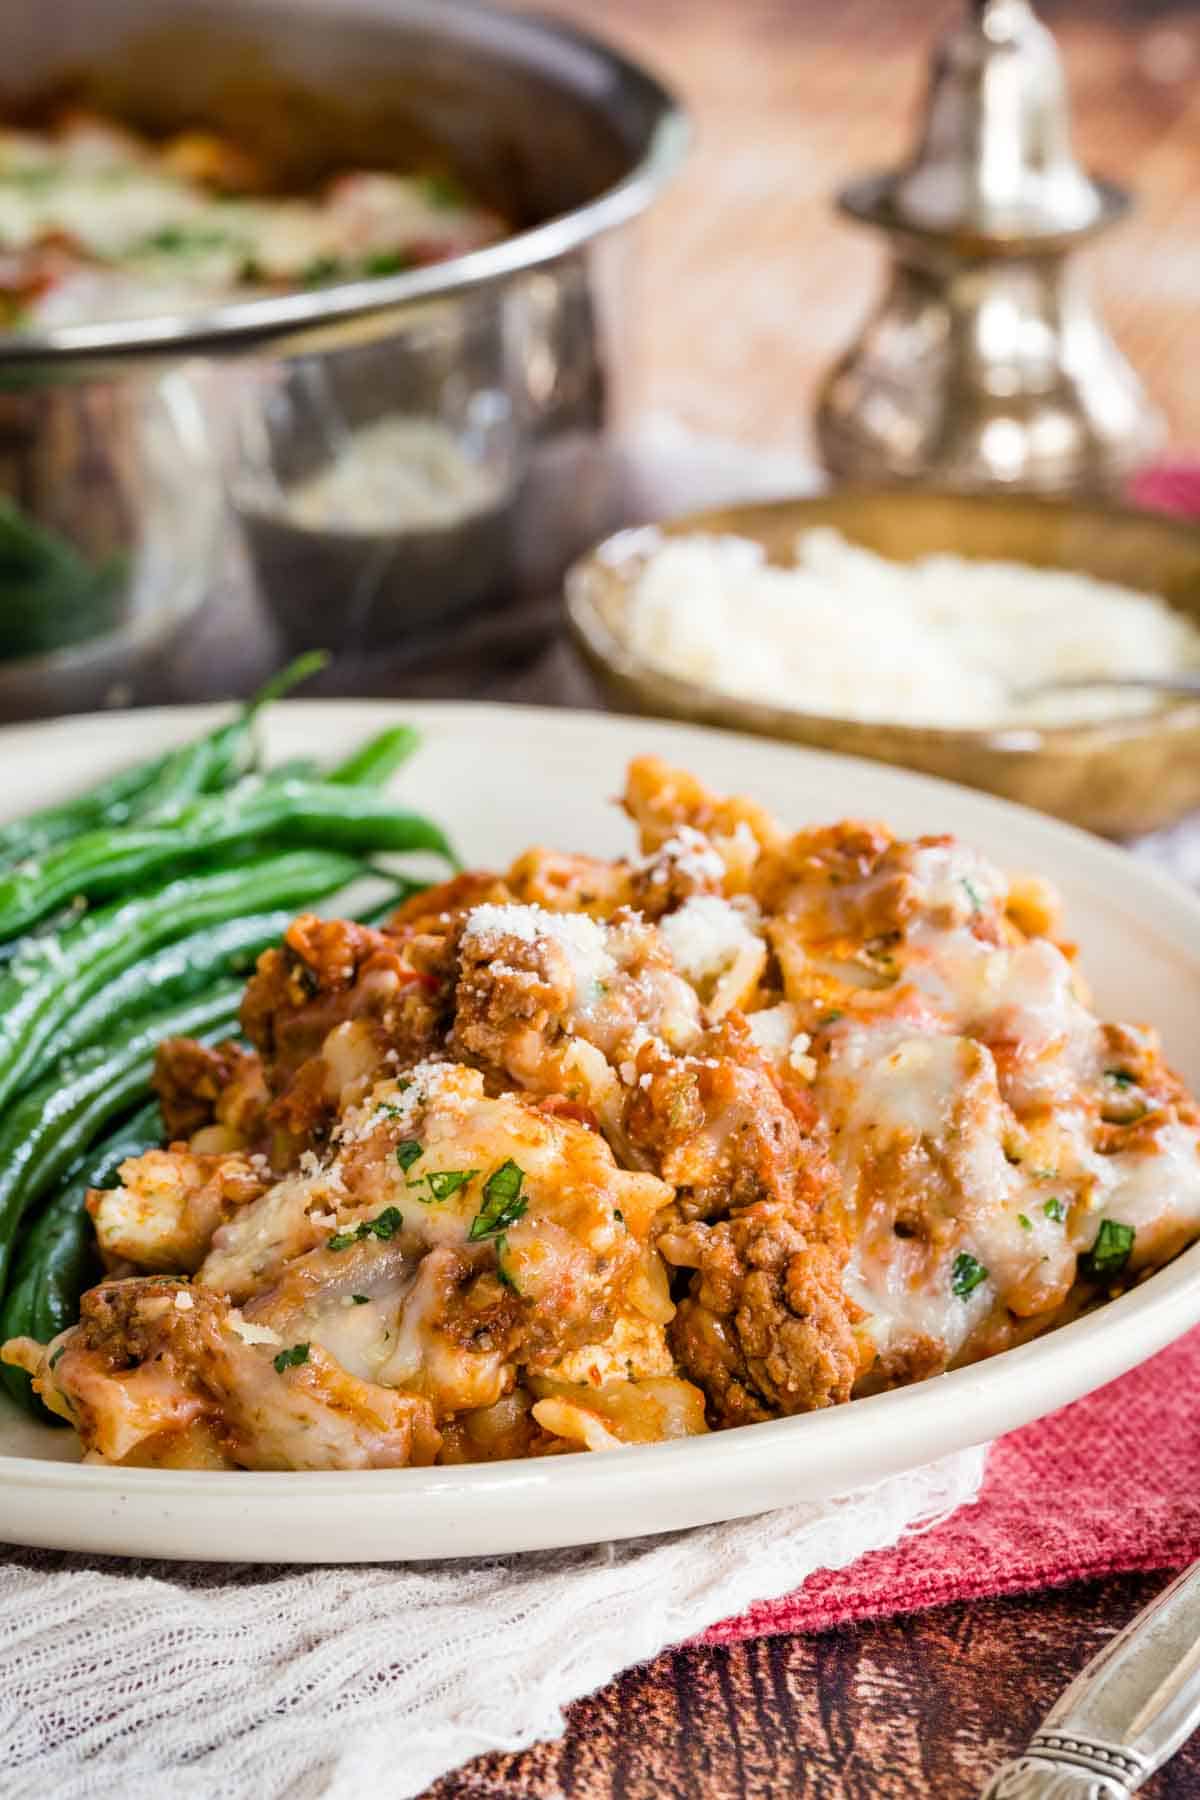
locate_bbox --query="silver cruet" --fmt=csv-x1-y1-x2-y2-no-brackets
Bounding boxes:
815,0,1163,495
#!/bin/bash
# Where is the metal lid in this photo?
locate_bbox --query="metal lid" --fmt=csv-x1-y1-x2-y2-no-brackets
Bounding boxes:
841,0,1126,247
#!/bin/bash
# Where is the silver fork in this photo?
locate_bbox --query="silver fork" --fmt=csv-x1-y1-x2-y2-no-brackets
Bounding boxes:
980,1560,1200,1797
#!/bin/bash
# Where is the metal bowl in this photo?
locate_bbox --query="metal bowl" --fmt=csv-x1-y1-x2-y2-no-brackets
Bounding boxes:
0,0,686,705
566,489,1200,839
0,371,222,718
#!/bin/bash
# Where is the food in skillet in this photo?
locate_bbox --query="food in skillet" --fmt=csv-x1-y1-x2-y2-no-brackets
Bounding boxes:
0,112,505,329
6,752,1199,1468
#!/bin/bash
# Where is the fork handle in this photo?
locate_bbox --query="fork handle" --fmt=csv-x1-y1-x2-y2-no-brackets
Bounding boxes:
980,1734,1149,1799
980,1561,1200,1798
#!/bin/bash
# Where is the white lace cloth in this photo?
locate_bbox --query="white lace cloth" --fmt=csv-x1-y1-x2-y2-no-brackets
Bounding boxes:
0,1448,984,1799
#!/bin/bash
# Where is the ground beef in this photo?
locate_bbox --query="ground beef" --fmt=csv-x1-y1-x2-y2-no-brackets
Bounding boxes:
662,1206,860,1425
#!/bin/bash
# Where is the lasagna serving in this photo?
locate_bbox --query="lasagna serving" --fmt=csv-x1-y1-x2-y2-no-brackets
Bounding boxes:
8,756,1200,1469
0,112,504,330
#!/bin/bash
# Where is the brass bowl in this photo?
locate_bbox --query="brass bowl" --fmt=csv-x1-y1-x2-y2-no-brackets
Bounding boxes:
565,488,1200,839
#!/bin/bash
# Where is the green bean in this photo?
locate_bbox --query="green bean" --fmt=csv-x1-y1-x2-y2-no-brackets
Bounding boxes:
135,651,331,821
0,757,170,866
0,984,240,1304
0,653,328,863
0,1101,163,1416
45,876,427,1060
0,781,455,941
39,907,300,1074
329,725,421,788
261,757,319,786
241,650,329,717
132,734,243,822
0,850,360,1114
194,650,330,796
0,898,85,967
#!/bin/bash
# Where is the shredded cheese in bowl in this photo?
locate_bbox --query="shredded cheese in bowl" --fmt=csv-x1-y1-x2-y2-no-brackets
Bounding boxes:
281,417,507,536
618,528,1200,729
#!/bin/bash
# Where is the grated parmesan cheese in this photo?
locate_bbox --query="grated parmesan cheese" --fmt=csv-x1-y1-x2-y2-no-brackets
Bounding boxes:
658,895,761,986
745,1003,799,1060
227,1311,281,1348
463,902,616,1005
634,825,726,889
619,528,1200,729
334,1061,468,1147
788,1032,817,1081
282,417,505,537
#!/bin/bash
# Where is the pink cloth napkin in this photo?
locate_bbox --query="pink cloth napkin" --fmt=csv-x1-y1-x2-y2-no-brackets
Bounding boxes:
705,1324,1200,1642
1127,459,1200,517
701,461,1200,1642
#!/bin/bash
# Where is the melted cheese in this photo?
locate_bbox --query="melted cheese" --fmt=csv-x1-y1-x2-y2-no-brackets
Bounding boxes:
825,1021,1077,1364
1092,1121,1200,1266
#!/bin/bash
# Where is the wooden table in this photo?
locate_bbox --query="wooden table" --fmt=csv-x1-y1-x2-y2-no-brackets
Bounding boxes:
421,4,1200,1795
428,1575,1200,1799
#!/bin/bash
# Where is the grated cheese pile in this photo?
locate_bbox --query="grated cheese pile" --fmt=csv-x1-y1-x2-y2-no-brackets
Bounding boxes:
282,417,505,536
462,903,616,1004
619,527,1200,728
657,895,759,985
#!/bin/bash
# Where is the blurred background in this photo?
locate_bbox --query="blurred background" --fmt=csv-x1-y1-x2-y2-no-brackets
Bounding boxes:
514,0,1200,452
3,0,1200,777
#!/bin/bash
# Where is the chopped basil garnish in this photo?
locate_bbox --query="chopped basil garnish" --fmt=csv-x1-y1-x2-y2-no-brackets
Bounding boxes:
2,166,58,195
301,255,343,286
396,1139,423,1172
820,1011,844,1025
363,249,410,277
351,1295,369,1306
422,171,467,210
48,1344,67,1370
1043,1197,1066,1223
951,1252,988,1299
1082,1219,1135,1281
613,1208,624,1224
962,877,984,912
327,1206,404,1250
1017,1213,1032,1231
495,1233,520,1293
424,1169,477,1202
274,1343,310,1373
469,1159,528,1241
142,223,234,256
1105,1069,1136,1089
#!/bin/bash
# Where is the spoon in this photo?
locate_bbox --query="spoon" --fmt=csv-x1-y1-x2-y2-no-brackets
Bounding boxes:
1013,673,1200,706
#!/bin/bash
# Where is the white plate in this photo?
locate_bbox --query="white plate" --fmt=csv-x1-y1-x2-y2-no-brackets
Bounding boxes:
2,699,1200,1562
